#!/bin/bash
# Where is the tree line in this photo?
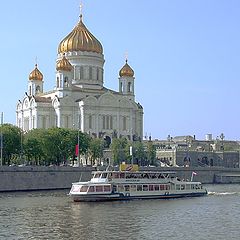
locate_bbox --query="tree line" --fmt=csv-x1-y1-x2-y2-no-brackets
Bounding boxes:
0,124,156,166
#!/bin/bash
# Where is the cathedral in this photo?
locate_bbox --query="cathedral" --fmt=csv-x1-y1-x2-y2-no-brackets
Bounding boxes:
16,11,143,143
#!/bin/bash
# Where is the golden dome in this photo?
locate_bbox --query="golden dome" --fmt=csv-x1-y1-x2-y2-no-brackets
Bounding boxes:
29,64,43,81
58,15,103,54
119,60,134,77
56,54,72,71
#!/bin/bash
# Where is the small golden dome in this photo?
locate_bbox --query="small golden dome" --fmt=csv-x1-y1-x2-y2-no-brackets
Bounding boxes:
119,60,134,77
29,64,43,81
58,15,103,54
56,54,72,71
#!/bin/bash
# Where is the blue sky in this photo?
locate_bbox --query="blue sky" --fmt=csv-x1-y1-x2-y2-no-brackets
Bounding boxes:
0,0,240,140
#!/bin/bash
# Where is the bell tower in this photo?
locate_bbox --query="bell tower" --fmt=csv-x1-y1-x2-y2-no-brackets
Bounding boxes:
119,59,135,100
28,64,43,96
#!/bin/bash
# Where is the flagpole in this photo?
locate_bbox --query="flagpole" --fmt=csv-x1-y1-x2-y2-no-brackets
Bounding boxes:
191,172,197,181
191,172,193,182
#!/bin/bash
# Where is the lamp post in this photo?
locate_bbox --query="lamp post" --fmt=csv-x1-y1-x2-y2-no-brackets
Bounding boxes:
220,133,225,166
20,129,23,164
77,127,80,166
130,145,133,165
0,112,3,166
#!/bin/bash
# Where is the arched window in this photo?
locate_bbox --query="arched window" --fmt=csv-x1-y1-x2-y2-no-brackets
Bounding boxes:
29,86,32,95
89,115,92,129
42,116,46,129
80,66,84,79
123,116,127,130
96,68,99,80
128,82,132,92
56,77,60,88
64,77,68,87
65,115,69,128
36,85,41,93
103,115,105,129
89,66,93,80
102,115,113,130
120,82,123,92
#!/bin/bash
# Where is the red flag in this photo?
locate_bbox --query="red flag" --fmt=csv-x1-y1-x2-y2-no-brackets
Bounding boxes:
75,144,79,156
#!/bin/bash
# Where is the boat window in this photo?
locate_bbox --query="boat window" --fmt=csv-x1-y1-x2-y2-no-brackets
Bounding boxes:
120,173,125,178
130,185,136,191
101,173,107,178
80,186,88,192
176,185,181,190
118,185,124,192
160,185,165,191
112,185,117,192
181,185,185,190
71,185,81,192
191,185,195,189
94,173,101,178
137,185,142,191
149,185,154,191
166,185,170,190
113,173,119,178
154,185,159,191
88,186,95,192
143,185,148,191
142,174,149,179
195,184,200,190
104,185,111,192
125,185,130,191
96,186,103,192
136,173,141,179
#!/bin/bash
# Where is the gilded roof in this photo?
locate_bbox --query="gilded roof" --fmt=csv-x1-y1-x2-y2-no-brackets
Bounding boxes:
56,54,72,71
58,15,103,54
29,64,43,81
119,60,134,77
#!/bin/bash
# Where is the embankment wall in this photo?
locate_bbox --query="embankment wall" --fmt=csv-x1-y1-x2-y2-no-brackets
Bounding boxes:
0,166,93,192
1,166,240,192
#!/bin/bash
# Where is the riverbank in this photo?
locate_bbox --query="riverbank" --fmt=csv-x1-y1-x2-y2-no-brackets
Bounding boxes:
1,166,240,192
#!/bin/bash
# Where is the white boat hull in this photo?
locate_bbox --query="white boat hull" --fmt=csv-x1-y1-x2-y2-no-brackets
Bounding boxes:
70,190,208,202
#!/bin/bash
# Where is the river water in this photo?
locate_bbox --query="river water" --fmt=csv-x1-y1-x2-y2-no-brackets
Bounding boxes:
0,184,240,240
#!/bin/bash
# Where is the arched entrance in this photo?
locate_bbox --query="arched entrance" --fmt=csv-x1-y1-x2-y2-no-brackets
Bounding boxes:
104,136,111,148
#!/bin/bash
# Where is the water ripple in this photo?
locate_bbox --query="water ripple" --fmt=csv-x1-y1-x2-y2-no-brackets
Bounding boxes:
0,185,240,240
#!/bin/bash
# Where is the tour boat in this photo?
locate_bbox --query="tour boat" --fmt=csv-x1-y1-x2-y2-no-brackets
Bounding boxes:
69,165,208,202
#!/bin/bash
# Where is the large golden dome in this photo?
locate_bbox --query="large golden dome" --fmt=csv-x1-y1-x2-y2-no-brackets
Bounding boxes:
58,15,103,54
56,54,72,71
29,64,43,81
119,60,134,77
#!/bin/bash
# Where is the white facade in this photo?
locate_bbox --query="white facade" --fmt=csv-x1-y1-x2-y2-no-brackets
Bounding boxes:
16,13,143,142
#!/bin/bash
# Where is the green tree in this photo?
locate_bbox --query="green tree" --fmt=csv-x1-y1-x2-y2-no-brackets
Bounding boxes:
23,129,46,165
133,141,146,165
42,128,77,165
89,138,104,165
0,124,21,165
111,137,128,165
146,141,156,165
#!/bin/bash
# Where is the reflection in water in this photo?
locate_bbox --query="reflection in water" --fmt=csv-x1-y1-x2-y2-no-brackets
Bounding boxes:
0,185,240,240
